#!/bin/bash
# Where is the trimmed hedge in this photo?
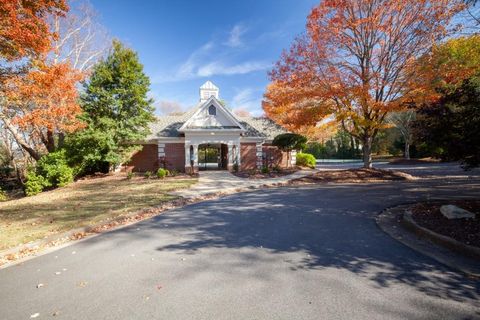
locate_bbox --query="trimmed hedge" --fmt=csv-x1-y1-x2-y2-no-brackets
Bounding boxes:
156,168,167,179
296,153,316,168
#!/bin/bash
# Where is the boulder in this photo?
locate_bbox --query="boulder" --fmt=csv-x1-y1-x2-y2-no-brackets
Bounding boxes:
440,205,475,220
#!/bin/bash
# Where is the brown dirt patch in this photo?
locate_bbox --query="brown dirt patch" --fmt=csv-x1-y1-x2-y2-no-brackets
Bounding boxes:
290,168,416,184
411,200,480,248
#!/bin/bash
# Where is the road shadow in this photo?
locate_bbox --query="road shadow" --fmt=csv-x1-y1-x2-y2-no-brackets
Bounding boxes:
89,178,480,307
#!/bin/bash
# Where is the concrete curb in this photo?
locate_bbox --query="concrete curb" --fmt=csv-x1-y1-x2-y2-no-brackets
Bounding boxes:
377,204,480,278
402,210,480,261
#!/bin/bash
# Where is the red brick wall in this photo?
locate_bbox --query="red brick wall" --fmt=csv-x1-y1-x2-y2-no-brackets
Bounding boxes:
240,143,257,171
126,144,159,172
126,142,288,173
262,144,289,168
164,143,186,172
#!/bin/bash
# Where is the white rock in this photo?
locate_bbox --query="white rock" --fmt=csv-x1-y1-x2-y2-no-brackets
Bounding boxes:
440,205,475,219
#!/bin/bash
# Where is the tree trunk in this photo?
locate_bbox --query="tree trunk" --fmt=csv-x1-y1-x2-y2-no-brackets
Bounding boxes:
46,130,56,153
404,141,410,160
362,136,373,169
1,118,41,161
58,132,65,149
349,134,355,157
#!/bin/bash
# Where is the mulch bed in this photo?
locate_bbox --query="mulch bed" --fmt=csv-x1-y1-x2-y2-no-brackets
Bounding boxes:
290,168,416,184
411,200,480,248
232,168,299,179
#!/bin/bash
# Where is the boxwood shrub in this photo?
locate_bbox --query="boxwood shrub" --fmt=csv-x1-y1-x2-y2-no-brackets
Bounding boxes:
296,153,316,168
156,168,167,179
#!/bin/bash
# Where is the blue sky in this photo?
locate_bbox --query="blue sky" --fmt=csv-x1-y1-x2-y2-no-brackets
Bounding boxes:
89,0,318,116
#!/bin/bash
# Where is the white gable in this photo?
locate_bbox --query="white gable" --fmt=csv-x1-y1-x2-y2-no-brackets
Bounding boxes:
179,96,245,132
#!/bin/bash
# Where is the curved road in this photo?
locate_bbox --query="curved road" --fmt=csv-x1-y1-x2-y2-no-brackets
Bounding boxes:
1,164,479,319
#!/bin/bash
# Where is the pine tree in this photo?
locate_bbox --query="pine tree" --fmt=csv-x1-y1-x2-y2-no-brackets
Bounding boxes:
67,40,155,174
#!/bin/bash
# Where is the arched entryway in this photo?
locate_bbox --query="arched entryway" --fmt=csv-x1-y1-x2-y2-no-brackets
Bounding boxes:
198,143,228,170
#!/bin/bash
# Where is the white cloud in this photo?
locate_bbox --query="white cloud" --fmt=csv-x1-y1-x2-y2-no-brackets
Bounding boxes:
176,41,214,80
232,88,264,116
225,24,247,47
197,61,270,77
155,100,185,115
153,22,270,84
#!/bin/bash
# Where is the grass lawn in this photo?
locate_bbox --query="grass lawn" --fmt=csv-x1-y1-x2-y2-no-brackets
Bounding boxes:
0,175,196,251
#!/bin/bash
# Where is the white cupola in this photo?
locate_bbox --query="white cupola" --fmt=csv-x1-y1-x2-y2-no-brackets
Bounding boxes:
199,80,219,102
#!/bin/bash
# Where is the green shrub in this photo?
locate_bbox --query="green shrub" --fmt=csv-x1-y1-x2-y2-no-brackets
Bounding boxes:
126,171,133,180
0,188,7,202
272,165,281,173
296,153,316,168
261,166,270,174
144,171,153,179
36,150,74,187
156,168,167,179
25,172,47,196
170,169,178,177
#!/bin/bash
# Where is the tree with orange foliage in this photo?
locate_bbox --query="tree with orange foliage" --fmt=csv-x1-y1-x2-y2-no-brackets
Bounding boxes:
0,0,85,161
0,0,67,63
1,62,84,160
264,0,464,168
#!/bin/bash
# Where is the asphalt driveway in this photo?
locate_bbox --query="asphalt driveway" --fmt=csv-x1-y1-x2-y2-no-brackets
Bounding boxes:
1,164,479,319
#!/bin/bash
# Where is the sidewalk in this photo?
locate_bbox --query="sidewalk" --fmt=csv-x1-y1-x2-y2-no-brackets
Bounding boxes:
171,169,315,199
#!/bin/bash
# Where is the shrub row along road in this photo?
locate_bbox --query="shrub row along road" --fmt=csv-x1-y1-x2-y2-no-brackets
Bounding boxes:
1,163,479,319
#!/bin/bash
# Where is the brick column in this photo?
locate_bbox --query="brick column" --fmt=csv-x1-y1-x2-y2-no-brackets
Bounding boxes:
256,142,263,169
158,143,165,168
235,143,241,167
184,144,198,174
227,144,233,171
291,150,297,166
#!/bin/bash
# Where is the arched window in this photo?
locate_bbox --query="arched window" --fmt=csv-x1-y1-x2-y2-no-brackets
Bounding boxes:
208,105,216,116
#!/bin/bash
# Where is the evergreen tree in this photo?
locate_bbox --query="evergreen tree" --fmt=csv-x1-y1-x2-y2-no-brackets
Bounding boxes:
66,40,155,174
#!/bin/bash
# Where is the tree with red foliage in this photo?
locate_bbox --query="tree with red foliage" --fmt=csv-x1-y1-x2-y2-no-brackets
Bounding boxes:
0,0,67,62
0,0,85,161
264,0,464,168
2,61,84,160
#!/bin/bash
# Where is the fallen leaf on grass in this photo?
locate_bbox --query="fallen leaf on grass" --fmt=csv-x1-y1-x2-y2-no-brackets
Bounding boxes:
76,281,87,288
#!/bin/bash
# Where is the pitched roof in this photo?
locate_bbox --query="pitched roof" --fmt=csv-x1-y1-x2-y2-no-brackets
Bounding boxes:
199,80,219,90
179,96,245,132
146,110,287,141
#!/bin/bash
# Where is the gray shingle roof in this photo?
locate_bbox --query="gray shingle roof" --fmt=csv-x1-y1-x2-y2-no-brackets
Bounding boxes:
146,109,287,141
